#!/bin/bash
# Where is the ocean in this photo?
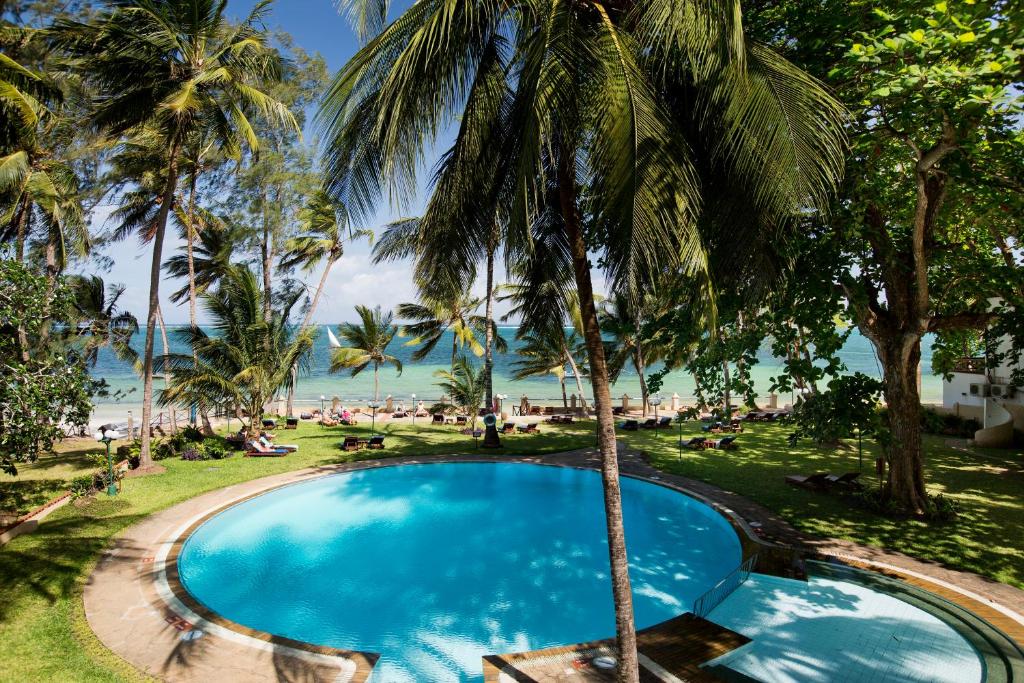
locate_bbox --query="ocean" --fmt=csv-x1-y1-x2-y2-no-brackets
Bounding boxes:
86,325,941,425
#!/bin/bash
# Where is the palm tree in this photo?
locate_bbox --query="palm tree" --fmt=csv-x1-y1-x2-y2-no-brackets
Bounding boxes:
160,267,314,434
68,274,139,367
396,291,499,367
58,0,299,468
281,189,373,329
279,189,371,415
432,355,486,429
600,293,660,416
319,1,846,676
512,328,587,410
330,304,402,402
164,209,243,304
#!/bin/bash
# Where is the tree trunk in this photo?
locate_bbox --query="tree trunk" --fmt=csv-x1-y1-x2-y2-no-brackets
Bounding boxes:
561,376,568,410
558,146,639,683
633,348,649,416
13,194,31,360
565,342,587,410
374,363,380,402
287,254,336,418
39,239,58,345
139,137,182,469
720,331,732,418
877,336,928,513
186,173,199,333
156,304,177,435
484,238,496,410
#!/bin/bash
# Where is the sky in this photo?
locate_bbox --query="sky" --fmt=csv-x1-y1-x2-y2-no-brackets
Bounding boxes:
87,0,564,325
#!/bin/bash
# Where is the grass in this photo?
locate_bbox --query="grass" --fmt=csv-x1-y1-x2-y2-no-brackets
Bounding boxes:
1,417,1021,682
0,419,597,683
619,421,1024,589
0,448,97,518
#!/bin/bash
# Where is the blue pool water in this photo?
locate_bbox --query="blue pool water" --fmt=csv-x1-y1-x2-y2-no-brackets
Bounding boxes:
177,463,742,681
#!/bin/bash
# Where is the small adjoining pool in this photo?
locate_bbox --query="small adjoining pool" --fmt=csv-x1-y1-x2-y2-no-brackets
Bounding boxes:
176,462,742,681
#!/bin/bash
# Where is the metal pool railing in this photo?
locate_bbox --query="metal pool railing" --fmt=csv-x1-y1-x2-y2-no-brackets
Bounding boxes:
692,554,758,619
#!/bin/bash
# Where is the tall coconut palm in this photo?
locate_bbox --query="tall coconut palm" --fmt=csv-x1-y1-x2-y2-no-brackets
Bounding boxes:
329,304,402,402
512,327,587,410
281,189,373,329
320,0,846,676
160,266,315,434
68,274,139,367
164,208,243,304
57,0,298,468
279,188,371,415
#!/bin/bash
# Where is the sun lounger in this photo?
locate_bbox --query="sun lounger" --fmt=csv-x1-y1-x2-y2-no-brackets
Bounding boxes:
341,436,362,451
299,412,313,420
826,471,863,490
517,423,539,434
710,435,738,449
259,437,297,452
456,415,468,425
640,418,657,429
262,418,277,429
681,437,708,450
367,435,385,449
500,423,517,434
285,417,298,429
245,440,288,457
657,416,673,428
618,419,639,431
785,472,831,489
432,414,445,425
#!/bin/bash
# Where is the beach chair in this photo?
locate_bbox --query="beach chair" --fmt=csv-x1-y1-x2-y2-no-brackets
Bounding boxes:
826,472,863,490
285,417,298,429
618,419,639,431
640,418,658,429
612,406,624,416
245,440,288,457
785,472,831,490
517,423,539,434
341,436,362,451
657,416,673,428
432,414,445,425
710,435,738,450
262,418,277,429
681,437,708,450
259,436,298,452
299,412,313,420
367,435,385,449
455,415,468,426
500,422,516,434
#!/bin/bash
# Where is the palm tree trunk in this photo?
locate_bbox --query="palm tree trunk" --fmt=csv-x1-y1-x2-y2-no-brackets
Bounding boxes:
260,187,274,324
484,239,496,411
287,257,336,417
558,146,639,683
561,376,568,410
565,342,587,411
13,194,31,361
633,348,649,416
39,239,58,345
156,304,177,435
720,330,732,418
186,173,199,332
139,136,182,469
374,362,380,402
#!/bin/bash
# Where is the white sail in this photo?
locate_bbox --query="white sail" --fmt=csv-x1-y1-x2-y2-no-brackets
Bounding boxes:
326,326,342,348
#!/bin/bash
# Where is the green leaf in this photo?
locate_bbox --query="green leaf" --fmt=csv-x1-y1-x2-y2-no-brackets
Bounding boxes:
910,30,926,43
959,31,977,43
987,61,1003,72
934,1,947,12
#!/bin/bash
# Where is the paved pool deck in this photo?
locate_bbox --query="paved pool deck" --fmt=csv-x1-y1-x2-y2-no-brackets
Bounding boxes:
83,443,1024,682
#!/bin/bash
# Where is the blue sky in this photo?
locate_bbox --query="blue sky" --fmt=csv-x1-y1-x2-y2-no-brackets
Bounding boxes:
91,0,523,325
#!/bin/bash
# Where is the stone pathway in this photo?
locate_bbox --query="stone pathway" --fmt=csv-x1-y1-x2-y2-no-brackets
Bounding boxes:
83,443,1024,682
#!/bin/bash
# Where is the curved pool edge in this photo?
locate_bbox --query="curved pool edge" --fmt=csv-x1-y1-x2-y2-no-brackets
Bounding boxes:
82,447,1024,682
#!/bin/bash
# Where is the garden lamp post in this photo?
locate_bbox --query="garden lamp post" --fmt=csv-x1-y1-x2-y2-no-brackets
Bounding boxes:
411,394,417,429
650,395,663,438
678,418,684,460
369,400,381,437
320,395,326,427
94,426,122,496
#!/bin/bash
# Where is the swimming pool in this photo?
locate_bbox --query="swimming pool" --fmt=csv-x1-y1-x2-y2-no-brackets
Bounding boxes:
176,462,743,681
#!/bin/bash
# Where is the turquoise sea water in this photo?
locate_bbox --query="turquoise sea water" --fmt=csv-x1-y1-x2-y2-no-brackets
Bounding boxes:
177,463,743,681
90,325,941,421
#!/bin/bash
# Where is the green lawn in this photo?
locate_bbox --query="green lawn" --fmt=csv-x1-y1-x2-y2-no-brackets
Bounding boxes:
1,417,1021,682
0,420,597,683
620,422,1024,589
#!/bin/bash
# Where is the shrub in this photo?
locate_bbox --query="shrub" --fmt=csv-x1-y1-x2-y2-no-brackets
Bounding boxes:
180,446,208,462
154,440,176,461
182,425,205,443
917,407,980,438
69,475,94,500
203,441,226,460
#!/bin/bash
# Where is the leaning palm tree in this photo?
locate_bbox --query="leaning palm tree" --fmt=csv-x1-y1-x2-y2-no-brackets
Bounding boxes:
159,267,314,435
320,0,846,676
56,0,298,469
281,189,373,328
68,274,139,367
329,304,402,403
599,293,661,416
512,327,587,410
432,355,486,429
